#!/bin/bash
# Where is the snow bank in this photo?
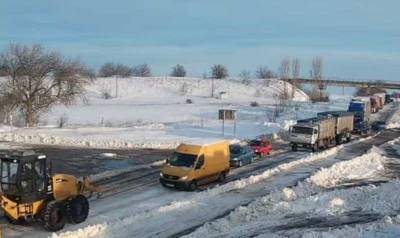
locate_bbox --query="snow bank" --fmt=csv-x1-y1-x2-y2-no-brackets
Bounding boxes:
309,146,386,188
386,103,400,129
185,139,399,238
0,129,180,149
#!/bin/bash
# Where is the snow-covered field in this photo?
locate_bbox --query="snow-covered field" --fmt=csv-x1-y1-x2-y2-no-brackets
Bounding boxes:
0,77,354,149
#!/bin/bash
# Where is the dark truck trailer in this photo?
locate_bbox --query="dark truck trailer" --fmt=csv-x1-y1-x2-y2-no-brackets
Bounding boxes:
317,111,354,145
348,100,371,134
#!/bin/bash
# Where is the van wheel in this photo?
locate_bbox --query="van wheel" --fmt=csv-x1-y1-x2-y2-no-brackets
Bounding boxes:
218,172,226,182
187,181,197,191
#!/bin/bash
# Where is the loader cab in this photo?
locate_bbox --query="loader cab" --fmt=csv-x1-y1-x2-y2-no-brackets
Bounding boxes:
0,151,50,203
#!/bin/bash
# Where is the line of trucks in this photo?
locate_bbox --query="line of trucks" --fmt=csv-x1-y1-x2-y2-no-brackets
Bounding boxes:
289,93,391,152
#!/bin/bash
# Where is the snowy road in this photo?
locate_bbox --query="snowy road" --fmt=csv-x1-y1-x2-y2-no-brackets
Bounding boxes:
2,128,399,238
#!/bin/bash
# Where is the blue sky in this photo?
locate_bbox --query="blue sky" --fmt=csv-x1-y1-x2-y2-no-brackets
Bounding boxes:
1,0,399,80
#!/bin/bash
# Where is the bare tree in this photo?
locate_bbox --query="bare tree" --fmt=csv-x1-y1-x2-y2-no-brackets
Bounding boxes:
0,43,94,127
170,64,186,77
279,58,291,100
239,69,251,85
291,58,301,98
133,64,152,77
255,66,276,79
310,57,327,102
211,64,228,79
99,62,132,77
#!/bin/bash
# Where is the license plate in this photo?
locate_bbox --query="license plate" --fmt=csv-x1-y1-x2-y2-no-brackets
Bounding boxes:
165,183,175,187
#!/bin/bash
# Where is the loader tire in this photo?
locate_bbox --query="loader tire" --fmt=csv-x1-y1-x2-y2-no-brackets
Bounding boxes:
42,200,66,232
67,195,89,224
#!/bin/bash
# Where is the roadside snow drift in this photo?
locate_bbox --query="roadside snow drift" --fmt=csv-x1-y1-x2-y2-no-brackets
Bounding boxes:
184,142,399,238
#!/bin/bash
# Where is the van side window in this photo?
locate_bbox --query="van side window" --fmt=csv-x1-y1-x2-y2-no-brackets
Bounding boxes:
195,155,205,170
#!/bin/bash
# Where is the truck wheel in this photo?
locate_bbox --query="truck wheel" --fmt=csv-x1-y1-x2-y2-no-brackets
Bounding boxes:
67,195,89,224
311,144,318,152
42,200,66,232
291,144,298,152
335,136,341,146
346,134,351,143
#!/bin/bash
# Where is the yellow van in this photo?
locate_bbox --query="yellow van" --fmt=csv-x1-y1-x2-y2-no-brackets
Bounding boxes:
159,140,230,190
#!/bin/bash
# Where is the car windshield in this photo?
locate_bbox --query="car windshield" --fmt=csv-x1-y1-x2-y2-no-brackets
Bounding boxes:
230,145,242,155
292,126,313,135
168,152,197,168
249,140,261,146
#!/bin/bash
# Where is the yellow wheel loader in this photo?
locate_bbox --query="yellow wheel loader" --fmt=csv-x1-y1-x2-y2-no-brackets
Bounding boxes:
0,151,102,231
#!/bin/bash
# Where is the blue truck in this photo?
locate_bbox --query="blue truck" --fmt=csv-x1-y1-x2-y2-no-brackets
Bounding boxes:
348,100,371,134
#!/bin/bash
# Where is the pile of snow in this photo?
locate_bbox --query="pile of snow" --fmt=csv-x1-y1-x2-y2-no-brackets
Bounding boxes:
386,102,400,129
0,128,180,149
309,146,386,188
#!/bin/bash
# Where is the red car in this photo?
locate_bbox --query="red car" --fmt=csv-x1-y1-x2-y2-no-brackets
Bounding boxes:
249,139,272,157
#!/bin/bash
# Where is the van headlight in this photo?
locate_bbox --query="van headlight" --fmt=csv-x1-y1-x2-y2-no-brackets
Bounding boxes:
179,176,188,181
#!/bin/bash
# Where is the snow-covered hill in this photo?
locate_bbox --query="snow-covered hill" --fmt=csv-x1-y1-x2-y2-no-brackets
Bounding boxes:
0,77,349,149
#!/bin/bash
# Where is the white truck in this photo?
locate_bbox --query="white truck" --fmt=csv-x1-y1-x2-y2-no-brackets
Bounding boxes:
290,117,336,152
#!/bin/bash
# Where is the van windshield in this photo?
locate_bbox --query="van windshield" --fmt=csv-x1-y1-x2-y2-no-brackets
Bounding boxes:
169,152,197,168
292,126,313,135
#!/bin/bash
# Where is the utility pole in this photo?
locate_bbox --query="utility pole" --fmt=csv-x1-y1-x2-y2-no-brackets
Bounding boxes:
115,75,119,98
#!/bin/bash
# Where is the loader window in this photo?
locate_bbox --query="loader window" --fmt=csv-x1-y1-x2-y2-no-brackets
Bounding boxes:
20,162,35,193
1,160,18,194
35,160,46,192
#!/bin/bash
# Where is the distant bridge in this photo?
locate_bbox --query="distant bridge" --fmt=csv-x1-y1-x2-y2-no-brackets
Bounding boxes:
287,78,400,90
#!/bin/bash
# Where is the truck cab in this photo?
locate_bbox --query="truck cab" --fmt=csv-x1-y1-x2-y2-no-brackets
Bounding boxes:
289,123,319,151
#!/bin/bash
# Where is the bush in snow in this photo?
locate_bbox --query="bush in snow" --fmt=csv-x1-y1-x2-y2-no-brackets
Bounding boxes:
239,70,251,85
170,64,186,77
100,87,113,99
211,64,229,79
98,62,133,77
133,64,152,77
57,114,68,128
250,101,259,107
255,66,276,79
